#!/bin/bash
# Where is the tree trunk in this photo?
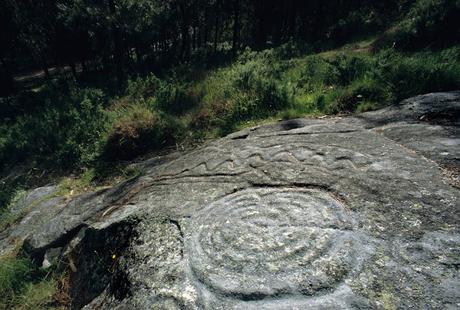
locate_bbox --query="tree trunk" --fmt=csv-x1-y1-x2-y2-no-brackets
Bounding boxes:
192,27,196,51
232,0,240,56
108,0,123,86
40,54,51,80
181,23,190,60
255,0,267,49
0,56,15,95
81,60,88,74
70,62,77,79
0,56,13,82
213,10,219,53
287,0,297,40
178,0,191,60
204,6,209,49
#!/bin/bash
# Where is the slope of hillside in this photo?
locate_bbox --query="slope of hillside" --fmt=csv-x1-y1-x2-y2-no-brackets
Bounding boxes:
1,1,459,306
1,92,459,308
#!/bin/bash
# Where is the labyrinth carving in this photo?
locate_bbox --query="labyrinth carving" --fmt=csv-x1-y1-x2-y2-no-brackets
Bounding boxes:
188,188,370,301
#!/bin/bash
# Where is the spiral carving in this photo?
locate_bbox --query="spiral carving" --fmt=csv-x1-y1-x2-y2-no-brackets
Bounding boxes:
188,188,365,300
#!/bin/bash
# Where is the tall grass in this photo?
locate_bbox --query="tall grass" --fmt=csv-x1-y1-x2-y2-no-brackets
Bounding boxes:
0,253,62,309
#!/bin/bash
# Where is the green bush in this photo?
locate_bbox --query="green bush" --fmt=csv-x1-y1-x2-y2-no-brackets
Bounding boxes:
299,56,340,90
103,106,157,161
328,78,392,113
273,40,312,60
125,74,161,99
103,106,185,161
2,38,459,175
125,74,202,116
256,78,293,111
374,48,460,101
155,82,200,115
395,0,460,50
0,82,109,169
231,59,292,113
328,53,373,85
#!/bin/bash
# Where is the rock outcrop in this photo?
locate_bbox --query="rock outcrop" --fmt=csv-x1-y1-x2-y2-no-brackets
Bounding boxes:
1,92,459,309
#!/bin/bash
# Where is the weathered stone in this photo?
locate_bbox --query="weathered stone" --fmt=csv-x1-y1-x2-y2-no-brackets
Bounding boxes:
9,185,58,215
0,185,66,255
1,92,459,309
41,247,62,269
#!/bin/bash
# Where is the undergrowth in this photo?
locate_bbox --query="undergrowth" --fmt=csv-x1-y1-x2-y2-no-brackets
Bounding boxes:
0,250,67,310
1,44,459,177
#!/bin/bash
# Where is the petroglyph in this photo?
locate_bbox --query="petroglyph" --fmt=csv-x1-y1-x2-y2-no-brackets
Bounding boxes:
187,188,372,303
6,93,458,309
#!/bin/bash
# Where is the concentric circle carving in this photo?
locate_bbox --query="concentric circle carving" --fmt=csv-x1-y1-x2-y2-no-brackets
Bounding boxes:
188,188,366,300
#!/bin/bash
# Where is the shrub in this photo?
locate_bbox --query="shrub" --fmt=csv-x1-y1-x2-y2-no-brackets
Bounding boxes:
0,256,32,305
231,59,293,115
14,278,58,309
155,82,200,115
328,8,383,44
190,110,212,131
299,56,340,91
103,107,157,161
103,107,185,161
231,93,260,121
328,78,392,113
395,0,460,50
59,88,109,165
125,74,161,99
328,53,373,85
256,78,292,111
0,84,109,169
125,74,203,116
374,48,460,101
273,40,312,59
356,101,379,113
315,94,328,112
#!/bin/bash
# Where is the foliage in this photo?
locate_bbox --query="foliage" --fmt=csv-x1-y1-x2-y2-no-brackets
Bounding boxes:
103,105,185,161
0,253,61,310
328,54,373,85
0,0,457,173
2,43,459,176
0,256,33,306
125,74,162,100
1,0,423,94
298,56,340,91
374,47,460,101
0,80,109,170
327,78,392,113
178,44,459,134
155,82,200,115
13,278,58,310
394,0,460,50
373,0,460,51
0,189,27,232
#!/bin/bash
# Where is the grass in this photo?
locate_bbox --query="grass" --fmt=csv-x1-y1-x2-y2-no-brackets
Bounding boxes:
0,189,27,232
0,250,67,310
189,42,459,127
